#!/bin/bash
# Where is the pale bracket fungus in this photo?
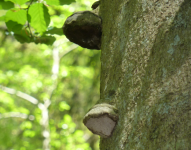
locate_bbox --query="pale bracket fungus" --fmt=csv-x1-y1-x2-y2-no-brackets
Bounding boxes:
63,11,102,50
83,103,118,138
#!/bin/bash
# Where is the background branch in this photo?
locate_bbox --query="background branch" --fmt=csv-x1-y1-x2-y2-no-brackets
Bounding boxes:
0,112,35,120
0,85,39,105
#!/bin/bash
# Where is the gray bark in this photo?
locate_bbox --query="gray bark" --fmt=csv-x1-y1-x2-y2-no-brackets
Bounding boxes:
99,0,191,149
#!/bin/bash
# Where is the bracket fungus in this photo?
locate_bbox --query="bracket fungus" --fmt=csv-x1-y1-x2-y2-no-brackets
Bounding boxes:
83,103,118,138
63,11,102,50
91,1,100,10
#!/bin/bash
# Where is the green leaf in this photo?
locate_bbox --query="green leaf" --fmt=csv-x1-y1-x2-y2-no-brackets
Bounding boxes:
34,36,56,45
14,29,31,43
5,9,27,32
23,130,35,137
5,0,29,5
0,0,14,10
44,27,63,35
28,3,50,34
45,0,75,5
60,0,75,5
45,0,60,6
20,121,32,130
64,114,72,123
9,21,23,31
5,9,27,24
59,101,70,111
0,16,5,21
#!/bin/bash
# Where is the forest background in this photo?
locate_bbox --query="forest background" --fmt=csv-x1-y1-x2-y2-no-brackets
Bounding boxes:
0,0,100,149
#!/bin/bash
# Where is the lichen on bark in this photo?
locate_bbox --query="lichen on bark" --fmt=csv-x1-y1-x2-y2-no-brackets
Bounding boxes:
99,0,191,149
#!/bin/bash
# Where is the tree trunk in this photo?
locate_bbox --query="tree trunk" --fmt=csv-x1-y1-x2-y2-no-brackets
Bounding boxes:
99,0,191,149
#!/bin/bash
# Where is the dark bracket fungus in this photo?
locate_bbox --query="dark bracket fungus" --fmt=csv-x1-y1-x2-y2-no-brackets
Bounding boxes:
63,11,102,50
83,103,118,138
91,1,100,10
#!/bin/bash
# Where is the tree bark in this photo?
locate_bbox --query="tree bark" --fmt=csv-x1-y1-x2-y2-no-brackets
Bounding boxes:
99,0,191,149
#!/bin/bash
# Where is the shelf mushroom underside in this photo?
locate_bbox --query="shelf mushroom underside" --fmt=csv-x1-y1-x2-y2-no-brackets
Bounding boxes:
83,104,118,138
85,114,116,138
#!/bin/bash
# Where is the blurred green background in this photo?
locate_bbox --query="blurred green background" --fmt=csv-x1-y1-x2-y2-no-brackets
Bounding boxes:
0,0,101,149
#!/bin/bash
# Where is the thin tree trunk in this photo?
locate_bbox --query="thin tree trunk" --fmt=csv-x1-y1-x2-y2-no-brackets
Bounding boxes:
99,0,191,149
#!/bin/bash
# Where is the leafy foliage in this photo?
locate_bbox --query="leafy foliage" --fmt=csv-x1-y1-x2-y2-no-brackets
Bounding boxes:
6,0,30,5
5,9,27,32
28,3,50,33
0,1,14,10
0,0,100,149
0,0,77,45
0,36,100,150
45,0,76,6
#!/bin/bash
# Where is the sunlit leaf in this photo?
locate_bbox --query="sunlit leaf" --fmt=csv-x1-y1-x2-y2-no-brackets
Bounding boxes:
18,107,30,114
74,130,83,137
59,101,70,111
23,130,35,137
64,114,72,123
28,3,50,33
5,0,29,5
45,0,75,5
5,9,27,32
52,140,61,148
0,93,14,104
20,121,32,130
